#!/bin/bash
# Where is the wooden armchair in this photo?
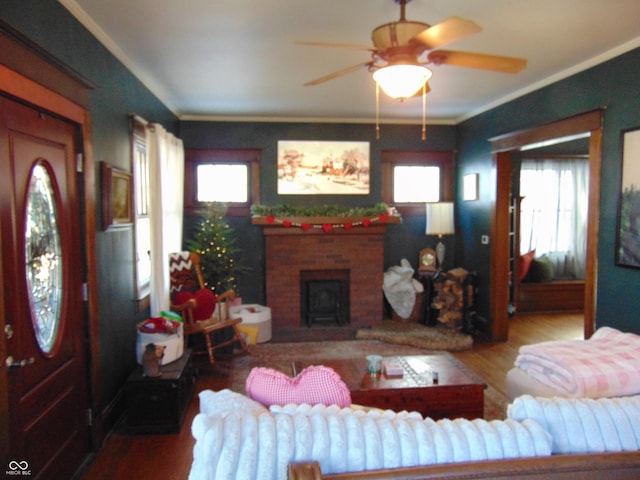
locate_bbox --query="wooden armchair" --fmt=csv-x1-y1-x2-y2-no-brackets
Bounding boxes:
169,251,247,364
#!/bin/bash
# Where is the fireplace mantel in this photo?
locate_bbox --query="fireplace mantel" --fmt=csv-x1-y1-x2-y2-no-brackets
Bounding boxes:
252,215,400,235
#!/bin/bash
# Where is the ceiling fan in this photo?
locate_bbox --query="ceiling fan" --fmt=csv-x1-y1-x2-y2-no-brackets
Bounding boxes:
300,0,527,99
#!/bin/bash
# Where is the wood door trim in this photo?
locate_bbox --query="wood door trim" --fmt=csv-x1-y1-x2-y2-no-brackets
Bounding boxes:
489,110,603,152
0,24,93,108
0,65,85,123
489,109,603,341
489,151,513,341
0,59,99,460
584,127,602,338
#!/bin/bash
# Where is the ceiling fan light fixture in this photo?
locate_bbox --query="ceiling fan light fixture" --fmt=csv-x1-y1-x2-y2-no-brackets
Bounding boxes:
372,64,432,99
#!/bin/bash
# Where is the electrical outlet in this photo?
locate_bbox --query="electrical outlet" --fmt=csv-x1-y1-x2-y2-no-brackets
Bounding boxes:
481,235,490,245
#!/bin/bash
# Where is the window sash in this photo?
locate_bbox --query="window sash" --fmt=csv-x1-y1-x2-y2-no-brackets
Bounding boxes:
381,150,455,216
196,164,248,203
131,118,150,307
184,149,261,216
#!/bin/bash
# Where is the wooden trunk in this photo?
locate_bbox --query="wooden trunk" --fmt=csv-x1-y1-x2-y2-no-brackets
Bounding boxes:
124,350,195,434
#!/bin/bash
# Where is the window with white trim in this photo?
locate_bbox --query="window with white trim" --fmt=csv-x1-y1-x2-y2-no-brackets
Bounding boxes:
381,150,455,215
196,164,248,203
185,149,260,216
131,117,151,309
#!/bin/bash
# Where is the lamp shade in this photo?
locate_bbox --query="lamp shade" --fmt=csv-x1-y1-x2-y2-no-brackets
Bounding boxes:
426,202,455,235
373,64,432,99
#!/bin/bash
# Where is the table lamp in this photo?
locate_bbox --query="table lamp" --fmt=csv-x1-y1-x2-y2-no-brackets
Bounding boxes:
426,202,455,272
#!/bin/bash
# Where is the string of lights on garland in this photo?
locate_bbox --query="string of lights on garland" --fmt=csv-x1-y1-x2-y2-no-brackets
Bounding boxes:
250,203,400,232
263,212,393,232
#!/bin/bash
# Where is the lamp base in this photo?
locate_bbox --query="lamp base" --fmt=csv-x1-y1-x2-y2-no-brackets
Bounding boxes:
435,238,446,272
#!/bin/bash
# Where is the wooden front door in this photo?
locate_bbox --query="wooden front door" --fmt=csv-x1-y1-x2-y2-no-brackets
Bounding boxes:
1,96,90,479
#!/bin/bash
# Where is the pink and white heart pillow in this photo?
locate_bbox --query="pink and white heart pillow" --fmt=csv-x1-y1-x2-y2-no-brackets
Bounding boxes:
245,365,351,408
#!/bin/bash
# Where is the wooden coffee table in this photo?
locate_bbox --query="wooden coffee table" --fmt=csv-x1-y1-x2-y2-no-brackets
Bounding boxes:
291,355,485,420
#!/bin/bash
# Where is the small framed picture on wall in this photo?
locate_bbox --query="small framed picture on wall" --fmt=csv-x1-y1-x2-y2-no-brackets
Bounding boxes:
102,161,133,230
463,173,479,201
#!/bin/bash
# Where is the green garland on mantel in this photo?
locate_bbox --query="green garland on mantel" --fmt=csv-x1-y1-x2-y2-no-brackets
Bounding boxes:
250,202,394,218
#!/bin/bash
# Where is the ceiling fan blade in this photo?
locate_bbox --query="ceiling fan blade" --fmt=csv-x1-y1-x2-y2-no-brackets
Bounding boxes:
304,62,371,87
297,41,377,52
428,50,527,73
411,17,482,49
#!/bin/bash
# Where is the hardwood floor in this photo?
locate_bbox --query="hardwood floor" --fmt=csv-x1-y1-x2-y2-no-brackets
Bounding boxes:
78,312,583,480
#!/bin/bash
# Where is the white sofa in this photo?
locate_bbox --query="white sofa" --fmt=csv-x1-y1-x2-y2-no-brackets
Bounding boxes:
187,389,640,480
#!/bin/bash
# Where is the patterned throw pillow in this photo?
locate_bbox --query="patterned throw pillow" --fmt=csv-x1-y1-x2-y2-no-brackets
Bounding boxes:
245,365,352,408
519,249,536,281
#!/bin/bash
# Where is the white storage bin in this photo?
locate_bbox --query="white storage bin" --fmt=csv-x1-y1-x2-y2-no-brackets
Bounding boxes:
136,322,184,365
229,304,272,343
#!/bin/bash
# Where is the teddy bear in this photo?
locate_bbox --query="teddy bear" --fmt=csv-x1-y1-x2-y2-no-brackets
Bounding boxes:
142,343,166,377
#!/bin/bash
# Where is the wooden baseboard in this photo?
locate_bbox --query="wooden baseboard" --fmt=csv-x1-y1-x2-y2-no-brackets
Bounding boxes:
90,389,126,451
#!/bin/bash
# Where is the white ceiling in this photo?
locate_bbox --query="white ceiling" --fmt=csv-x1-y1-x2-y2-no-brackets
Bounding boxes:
61,0,640,124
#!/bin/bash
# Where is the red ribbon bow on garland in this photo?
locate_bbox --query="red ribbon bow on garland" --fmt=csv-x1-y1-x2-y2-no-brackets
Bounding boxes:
266,214,389,232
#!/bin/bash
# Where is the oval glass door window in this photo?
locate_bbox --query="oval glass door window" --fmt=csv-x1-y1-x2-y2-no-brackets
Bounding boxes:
25,163,63,354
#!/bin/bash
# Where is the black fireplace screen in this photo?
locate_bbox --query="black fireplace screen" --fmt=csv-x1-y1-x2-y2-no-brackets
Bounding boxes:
300,270,349,326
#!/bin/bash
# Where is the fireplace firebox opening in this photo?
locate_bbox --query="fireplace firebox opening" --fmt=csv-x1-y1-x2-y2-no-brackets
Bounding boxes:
300,269,350,327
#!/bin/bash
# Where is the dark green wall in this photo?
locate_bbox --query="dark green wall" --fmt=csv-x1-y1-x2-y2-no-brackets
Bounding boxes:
456,47,640,333
1,1,179,410
180,121,457,305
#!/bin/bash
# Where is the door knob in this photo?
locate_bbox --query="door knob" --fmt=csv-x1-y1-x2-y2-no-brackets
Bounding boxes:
5,356,35,368
4,324,13,339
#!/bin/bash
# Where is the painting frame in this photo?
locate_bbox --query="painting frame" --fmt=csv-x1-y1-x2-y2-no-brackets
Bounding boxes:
615,126,640,269
277,140,370,195
101,161,133,230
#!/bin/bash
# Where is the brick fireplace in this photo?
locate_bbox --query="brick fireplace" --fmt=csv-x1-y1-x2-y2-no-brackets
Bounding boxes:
257,219,391,335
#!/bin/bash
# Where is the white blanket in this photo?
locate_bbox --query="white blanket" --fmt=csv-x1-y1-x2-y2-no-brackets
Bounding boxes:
508,394,640,454
382,259,421,319
514,327,640,398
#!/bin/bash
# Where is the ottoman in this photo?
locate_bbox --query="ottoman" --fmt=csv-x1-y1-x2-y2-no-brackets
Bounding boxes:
229,304,272,343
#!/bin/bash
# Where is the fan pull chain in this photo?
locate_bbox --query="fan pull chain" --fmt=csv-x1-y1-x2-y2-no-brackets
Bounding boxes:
421,82,427,141
375,82,380,140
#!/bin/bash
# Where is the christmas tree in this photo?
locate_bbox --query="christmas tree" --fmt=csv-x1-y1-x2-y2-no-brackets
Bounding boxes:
187,202,243,294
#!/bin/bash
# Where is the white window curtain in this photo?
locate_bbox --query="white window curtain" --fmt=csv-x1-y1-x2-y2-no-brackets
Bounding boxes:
520,158,589,279
147,123,184,315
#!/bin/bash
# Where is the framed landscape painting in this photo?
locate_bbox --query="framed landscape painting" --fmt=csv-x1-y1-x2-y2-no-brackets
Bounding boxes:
102,161,133,230
616,126,640,268
277,140,370,195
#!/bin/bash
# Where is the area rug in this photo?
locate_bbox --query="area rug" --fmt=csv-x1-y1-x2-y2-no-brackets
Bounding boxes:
355,321,474,351
228,339,508,420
